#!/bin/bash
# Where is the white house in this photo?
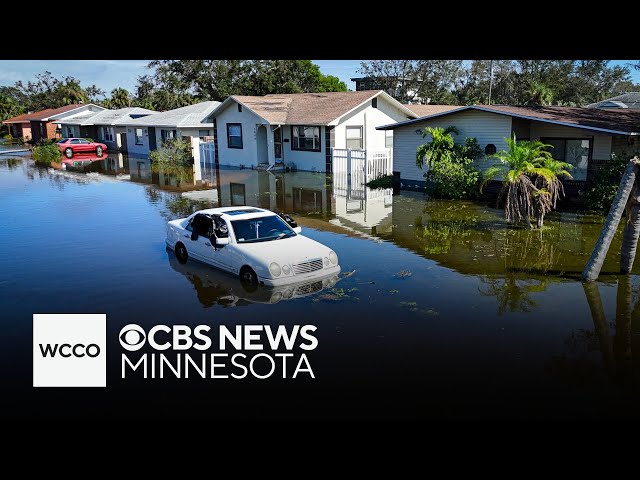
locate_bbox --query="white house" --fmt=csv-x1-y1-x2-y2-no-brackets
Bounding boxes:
123,101,221,159
377,105,640,189
207,90,417,172
55,107,155,152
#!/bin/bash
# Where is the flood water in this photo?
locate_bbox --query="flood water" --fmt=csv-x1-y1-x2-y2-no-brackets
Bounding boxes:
2,151,640,420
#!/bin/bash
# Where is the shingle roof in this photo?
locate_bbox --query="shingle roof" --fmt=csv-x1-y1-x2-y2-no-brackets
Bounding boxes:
126,101,220,128
55,107,156,126
404,104,460,116
2,104,89,124
587,92,640,109
225,90,417,126
377,104,640,135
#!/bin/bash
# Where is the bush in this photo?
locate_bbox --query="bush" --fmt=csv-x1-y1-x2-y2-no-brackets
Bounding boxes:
365,174,394,189
32,143,62,164
150,138,194,182
424,157,480,199
584,150,640,212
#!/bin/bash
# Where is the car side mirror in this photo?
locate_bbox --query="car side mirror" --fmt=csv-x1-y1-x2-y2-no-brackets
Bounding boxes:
191,231,199,241
293,226,302,234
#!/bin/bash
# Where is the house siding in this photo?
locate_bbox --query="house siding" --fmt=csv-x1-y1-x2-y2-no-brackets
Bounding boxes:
215,105,263,169
393,110,512,183
611,135,637,156
125,125,151,157
334,96,412,151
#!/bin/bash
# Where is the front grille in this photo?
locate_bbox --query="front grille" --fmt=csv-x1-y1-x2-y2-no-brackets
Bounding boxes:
294,281,323,296
292,259,323,275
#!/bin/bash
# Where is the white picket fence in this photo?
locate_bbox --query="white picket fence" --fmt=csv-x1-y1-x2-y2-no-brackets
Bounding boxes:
332,148,392,200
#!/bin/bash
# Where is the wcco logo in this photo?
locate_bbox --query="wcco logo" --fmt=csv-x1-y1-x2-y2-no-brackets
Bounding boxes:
33,314,106,387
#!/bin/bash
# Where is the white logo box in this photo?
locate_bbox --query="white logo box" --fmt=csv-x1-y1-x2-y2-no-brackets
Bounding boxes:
33,313,106,387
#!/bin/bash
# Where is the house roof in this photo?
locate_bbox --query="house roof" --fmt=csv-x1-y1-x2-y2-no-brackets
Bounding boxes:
213,90,418,126
2,104,103,124
54,107,156,126
403,104,460,116
377,104,640,136
126,101,220,128
587,92,640,109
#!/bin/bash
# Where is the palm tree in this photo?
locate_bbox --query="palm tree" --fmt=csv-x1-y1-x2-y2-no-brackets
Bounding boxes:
108,88,132,109
482,134,571,229
415,126,459,168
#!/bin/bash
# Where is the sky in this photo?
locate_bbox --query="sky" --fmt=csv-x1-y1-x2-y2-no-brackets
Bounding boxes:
0,60,638,97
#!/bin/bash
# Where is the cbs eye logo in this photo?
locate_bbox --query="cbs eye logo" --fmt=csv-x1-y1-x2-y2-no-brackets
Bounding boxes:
119,324,146,351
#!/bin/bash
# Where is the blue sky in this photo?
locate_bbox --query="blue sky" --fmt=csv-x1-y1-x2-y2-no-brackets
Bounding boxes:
0,60,638,96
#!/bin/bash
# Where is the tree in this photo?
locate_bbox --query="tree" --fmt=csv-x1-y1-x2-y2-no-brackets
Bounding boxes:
415,126,481,199
482,135,572,228
358,60,462,104
105,88,133,109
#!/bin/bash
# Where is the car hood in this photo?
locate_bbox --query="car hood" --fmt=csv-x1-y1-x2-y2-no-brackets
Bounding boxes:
236,234,332,264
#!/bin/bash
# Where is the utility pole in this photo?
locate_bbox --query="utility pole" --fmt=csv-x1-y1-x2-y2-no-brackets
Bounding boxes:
487,60,494,105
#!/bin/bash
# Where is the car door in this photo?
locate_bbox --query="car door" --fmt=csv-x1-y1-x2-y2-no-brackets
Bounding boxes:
186,214,226,269
69,138,80,152
78,138,92,153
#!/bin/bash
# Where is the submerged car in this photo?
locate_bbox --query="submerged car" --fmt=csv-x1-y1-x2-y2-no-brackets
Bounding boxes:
165,206,340,286
166,249,341,306
57,138,108,158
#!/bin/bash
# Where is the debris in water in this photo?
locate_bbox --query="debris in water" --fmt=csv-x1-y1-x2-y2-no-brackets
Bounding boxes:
395,270,412,279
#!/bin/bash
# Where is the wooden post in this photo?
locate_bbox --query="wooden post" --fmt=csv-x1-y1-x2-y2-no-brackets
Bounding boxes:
582,158,640,281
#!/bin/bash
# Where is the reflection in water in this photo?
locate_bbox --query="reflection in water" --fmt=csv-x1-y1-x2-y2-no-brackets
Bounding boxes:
167,249,340,307
577,277,640,387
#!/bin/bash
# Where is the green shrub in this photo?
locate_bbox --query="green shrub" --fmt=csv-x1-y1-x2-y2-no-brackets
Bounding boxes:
424,157,480,199
150,138,194,181
365,174,394,189
584,150,639,212
416,127,482,199
32,143,62,164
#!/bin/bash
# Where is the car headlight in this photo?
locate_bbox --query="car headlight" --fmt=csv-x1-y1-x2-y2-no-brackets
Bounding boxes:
324,257,330,267
282,288,293,299
271,291,283,304
269,262,281,277
282,264,291,275
329,251,338,265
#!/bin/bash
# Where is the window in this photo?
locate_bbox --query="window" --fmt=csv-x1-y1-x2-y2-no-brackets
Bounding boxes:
189,214,213,237
292,125,321,152
484,143,496,155
78,139,90,144
385,130,393,151
542,137,591,181
372,98,378,108
346,126,363,149
238,104,242,112
227,123,243,149
39,123,45,137
231,216,294,244
198,129,210,138
102,127,114,142
230,183,246,206
70,139,80,144
161,129,177,143
135,128,143,145
66,126,74,137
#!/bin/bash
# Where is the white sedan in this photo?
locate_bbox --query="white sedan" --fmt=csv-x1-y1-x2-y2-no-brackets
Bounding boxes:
165,206,340,286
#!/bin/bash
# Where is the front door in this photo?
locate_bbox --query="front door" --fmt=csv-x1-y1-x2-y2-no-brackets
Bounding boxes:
256,125,269,166
274,127,283,163
120,133,128,153
148,127,157,151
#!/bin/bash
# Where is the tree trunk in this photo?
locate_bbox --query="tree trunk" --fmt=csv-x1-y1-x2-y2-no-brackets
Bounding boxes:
582,160,639,281
620,203,640,274
537,211,545,229
582,282,616,378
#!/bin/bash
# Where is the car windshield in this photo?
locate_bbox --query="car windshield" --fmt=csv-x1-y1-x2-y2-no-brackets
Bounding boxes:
58,138,69,143
231,215,296,243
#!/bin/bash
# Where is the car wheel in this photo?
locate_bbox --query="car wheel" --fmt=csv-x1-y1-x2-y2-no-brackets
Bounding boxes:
175,242,188,264
239,266,258,285
96,146,103,156
64,148,73,158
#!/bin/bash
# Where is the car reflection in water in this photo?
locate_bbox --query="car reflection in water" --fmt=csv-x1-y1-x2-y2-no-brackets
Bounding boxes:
166,248,340,307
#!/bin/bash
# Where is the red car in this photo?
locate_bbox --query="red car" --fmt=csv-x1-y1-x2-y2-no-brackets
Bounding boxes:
57,138,107,158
